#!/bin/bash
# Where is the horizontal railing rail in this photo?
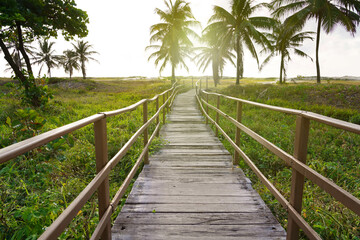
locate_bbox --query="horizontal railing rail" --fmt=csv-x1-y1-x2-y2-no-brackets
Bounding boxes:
0,82,180,240
195,81,360,240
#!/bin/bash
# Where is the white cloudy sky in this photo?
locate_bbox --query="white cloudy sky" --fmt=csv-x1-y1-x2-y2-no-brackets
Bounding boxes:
1,0,360,78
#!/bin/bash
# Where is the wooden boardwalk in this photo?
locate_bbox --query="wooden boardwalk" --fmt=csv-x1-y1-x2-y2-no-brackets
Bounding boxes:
112,89,286,239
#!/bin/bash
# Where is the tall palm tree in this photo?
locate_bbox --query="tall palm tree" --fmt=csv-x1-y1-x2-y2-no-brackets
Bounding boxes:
194,27,235,87
147,0,200,83
207,0,275,85
33,39,60,77
60,50,79,79
260,20,314,83
72,40,98,79
271,0,360,83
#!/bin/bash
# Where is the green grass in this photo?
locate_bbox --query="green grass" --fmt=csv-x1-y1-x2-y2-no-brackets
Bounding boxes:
0,78,172,239
204,83,360,239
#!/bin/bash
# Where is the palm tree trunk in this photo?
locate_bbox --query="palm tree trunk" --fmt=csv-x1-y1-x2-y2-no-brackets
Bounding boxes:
81,61,86,79
235,37,241,85
316,17,321,84
16,22,33,76
212,59,219,87
279,55,284,84
171,64,175,83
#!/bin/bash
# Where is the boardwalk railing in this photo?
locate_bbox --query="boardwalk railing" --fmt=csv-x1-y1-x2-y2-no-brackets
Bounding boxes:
0,82,180,240
195,82,360,240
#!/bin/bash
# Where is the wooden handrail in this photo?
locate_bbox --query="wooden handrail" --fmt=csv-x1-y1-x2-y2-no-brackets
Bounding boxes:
0,82,179,240
0,114,105,163
196,84,360,240
201,90,360,134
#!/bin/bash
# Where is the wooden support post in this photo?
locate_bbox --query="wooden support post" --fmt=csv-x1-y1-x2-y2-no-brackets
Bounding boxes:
287,116,310,240
166,92,169,114
192,77,194,89
233,102,242,165
163,94,166,124
206,77,208,89
215,95,220,136
156,97,159,137
206,93,209,125
143,101,149,164
94,118,111,240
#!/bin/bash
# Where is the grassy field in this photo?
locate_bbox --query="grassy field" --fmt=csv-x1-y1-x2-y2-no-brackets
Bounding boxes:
202,81,360,239
0,78,173,239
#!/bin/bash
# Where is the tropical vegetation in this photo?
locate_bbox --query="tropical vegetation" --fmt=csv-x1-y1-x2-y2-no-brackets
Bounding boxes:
60,50,80,79
205,0,275,85
260,20,314,83
0,0,89,106
147,0,199,83
33,39,60,78
72,40,98,79
194,25,235,86
271,0,360,83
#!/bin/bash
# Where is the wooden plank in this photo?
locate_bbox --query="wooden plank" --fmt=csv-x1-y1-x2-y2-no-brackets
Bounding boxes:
125,195,259,204
120,203,269,213
112,225,286,239
114,212,279,225
129,182,256,196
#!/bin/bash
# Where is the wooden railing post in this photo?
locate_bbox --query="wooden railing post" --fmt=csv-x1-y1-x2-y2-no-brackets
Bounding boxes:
206,93,209,125
287,116,310,240
200,78,202,90
215,95,220,136
94,118,111,240
166,92,170,114
206,77,208,89
162,94,166,124
192,77,194,89
156,97,160,137
143,101,149,164
233,101,242,165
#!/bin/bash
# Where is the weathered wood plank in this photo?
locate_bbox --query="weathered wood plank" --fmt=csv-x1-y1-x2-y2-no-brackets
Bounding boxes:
130,182,256,196
125,194,258,204
113,212,279,225
112,225,286,240
120,203,269,213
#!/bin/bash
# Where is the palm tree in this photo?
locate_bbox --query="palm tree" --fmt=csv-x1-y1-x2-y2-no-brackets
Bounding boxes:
147,0,200,83
72,40,98,79
260,20,314,83
207,0,275,85
33,39,60,77
3,38,35,73
60,50,79,79
194,27,235,87
271,0,360,83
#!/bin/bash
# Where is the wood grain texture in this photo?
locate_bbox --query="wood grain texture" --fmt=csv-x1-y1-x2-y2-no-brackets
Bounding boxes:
112,89,286,239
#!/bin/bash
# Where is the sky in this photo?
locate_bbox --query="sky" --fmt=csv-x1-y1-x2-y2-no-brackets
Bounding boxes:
1,0,360,79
